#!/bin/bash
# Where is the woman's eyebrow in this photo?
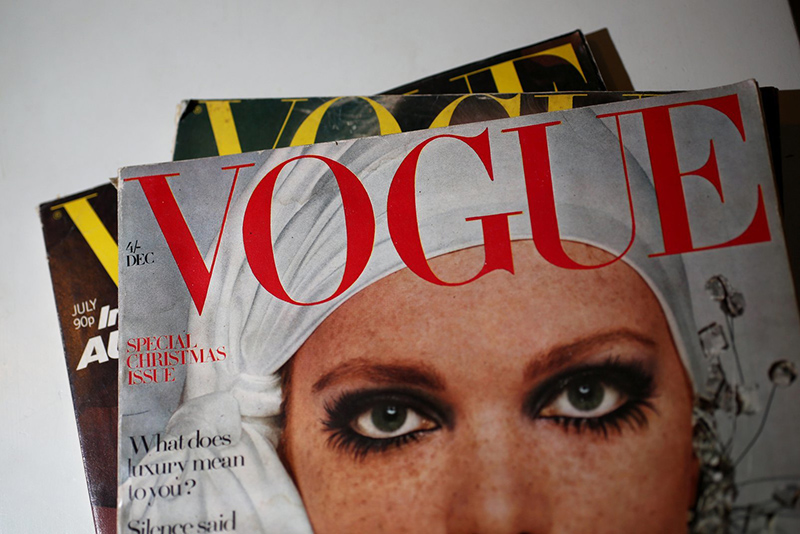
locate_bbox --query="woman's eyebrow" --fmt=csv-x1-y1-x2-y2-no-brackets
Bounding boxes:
312,359,447,393
523,328,657,381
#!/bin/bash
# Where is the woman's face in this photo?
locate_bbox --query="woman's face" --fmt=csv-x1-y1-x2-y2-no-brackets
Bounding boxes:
282,241,697,534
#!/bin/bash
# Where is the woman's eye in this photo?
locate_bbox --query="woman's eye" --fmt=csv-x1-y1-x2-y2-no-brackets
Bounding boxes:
352,402,438,439
539,376,627,419
324,390,449,456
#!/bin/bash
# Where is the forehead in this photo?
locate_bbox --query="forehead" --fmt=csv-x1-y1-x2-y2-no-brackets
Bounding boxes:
292,241,674,385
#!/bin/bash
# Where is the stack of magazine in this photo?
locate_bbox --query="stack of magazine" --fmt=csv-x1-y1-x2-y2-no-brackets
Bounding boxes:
39,30,800,534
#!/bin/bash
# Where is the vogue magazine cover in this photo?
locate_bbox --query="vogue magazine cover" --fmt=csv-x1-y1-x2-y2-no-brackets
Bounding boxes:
117,81,799,534
384,30,604,94
174,92,659,160
40,184,119,534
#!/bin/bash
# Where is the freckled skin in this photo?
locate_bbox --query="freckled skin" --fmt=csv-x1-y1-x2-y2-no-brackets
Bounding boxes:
283,241,698,534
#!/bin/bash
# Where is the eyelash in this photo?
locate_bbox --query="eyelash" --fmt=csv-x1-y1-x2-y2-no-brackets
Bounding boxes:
527,358,656,438
323,389,445,460
322,359,656,458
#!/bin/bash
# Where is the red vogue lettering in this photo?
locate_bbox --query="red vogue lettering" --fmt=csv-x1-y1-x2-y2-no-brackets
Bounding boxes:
599,94,771,256
242,155,375,305
387,129,519,286
124,163,252,315
503,121,636,269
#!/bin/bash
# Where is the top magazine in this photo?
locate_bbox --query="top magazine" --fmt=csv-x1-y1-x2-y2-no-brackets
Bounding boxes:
117,81,799,534
384,30,603,94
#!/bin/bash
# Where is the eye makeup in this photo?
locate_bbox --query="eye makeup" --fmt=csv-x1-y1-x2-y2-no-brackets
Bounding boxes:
323,388,450,460
524,357,657,437
320,357,658,460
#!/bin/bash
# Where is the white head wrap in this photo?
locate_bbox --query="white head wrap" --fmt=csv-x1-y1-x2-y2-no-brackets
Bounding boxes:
121,110,702,532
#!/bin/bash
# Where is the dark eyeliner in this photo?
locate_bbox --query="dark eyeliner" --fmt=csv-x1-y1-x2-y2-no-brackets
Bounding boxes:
524,357,657,437
322,388,448,459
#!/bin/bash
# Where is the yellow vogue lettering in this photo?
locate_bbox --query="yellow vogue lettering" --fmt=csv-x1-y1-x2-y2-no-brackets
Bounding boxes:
290,97,402,147
450,43,587,93
622,93,663,100
533,93,587,112
488,62,524,93
428,94,521,129
273,99,309,149
530,43,587,82
202,100,243,156
51,195,118,286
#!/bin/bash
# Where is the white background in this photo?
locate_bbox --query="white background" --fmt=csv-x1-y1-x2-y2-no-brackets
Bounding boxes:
1,1,799,532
